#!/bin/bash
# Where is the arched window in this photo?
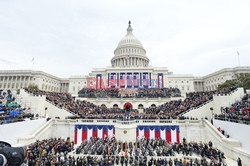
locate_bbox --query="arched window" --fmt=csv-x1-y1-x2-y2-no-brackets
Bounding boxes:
151,104,156,108
138,104,144,109
113,104,118,108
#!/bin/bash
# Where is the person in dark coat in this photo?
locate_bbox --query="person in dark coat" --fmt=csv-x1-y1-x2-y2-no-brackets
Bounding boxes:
237,157,242,166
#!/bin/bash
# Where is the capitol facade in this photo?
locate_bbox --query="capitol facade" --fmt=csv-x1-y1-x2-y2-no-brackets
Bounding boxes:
0,22,250,95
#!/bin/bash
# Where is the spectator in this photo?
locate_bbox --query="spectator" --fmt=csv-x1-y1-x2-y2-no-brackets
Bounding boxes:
237,157,242,166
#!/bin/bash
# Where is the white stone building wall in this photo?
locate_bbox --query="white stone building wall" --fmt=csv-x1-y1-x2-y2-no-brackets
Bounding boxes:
0,70,68,92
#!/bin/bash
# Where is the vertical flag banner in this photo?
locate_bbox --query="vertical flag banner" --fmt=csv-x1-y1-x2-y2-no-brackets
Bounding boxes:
119,73,126,88
74,125,115,145
136,125,180,144
110,73,117,88
127,73,133,88
133,73,139,88
158,73,164,88
143,73,149,88
96,74,102,89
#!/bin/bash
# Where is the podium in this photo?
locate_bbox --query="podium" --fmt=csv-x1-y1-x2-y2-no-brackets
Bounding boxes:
114,120,137,142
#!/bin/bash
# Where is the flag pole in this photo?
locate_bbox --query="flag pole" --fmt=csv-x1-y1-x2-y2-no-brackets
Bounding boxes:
237,51,240,67
32,58,35,70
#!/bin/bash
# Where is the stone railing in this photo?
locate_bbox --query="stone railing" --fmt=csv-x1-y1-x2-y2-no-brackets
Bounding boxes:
214,116,250,125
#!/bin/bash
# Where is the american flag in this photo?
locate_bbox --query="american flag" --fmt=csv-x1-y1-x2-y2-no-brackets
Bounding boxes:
143,73,149,87
120,74,126,87
127,73,133,87
110,73,117,88
133,73,140,87
158,75,163,88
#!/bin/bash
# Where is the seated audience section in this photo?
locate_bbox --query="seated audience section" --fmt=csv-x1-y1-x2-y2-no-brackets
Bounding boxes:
215,94,250,124
0,89,34,125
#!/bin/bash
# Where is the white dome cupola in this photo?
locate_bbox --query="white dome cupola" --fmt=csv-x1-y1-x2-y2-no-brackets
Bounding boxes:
111,21,149,68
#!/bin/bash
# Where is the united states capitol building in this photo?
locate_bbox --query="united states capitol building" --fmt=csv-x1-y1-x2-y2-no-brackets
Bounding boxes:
0,22,249,95
1,22,250,165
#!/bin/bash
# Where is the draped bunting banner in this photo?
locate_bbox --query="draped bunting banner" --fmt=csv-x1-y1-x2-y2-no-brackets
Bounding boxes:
74,125,115,145
109,73,117,88
143,73,149,87
136,125,180,144
119,73,125,88
133,73,139,88
158,73,163,88
127,73,133,88
96,74,102,89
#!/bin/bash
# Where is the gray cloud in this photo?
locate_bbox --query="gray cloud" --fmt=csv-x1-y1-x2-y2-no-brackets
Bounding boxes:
0,0,249,77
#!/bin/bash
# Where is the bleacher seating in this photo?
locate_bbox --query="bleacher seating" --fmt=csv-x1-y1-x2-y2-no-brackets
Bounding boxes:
215,94,250,125
24,87,238,120
0,89,34,125
78,88,181,98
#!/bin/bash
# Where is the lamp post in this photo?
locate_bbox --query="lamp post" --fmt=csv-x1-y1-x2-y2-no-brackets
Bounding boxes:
210,107,214,124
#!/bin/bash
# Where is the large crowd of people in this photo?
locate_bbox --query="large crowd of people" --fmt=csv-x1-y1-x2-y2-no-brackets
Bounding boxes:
78,89,120,98
25,87,238,120
0,89,34,125
3,86,243,165
23,137,226,166
74,137,225,165
131,87,237,119
215,94,250,124
78,88,181,98
25,137,74,165
75,137,224,159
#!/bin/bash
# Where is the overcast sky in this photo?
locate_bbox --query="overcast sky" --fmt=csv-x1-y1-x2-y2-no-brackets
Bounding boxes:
0,0,249,78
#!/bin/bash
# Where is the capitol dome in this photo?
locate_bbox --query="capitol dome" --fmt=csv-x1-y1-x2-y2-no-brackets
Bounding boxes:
111,21,150,68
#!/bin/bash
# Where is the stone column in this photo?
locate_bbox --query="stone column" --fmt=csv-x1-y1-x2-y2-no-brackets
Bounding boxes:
6,76,10,89
1,77,4,89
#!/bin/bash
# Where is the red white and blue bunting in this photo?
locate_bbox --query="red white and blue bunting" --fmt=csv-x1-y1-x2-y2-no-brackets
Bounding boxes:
74,125,115,145
136,125,180,144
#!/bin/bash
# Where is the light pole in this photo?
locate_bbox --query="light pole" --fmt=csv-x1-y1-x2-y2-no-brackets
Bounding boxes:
210,107,214,124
